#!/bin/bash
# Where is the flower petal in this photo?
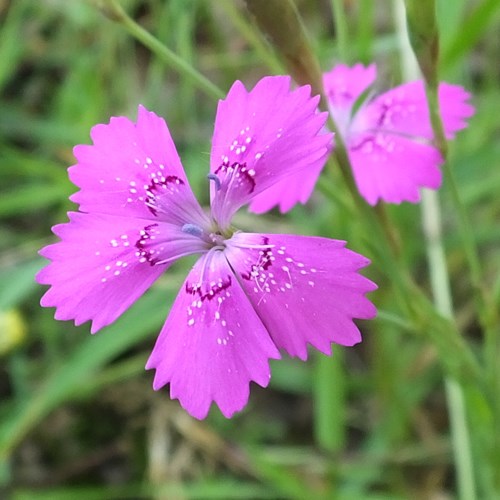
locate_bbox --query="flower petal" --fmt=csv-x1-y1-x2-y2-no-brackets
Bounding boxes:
324,63,377,131
225,233,376,360
348,132,443,205
36,212,205,333
210,77,332,227
247,158,323,214
70,105,207,226
357,81,474,140
146,249,280,419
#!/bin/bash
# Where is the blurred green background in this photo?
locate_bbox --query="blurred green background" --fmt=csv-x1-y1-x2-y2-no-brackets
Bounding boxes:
1,0,499,498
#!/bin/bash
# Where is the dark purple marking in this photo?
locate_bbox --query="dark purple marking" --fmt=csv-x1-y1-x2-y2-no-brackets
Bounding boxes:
215,161,256,194
186,275,232,301
135,223,160,266
375,103,391,128
241,237,273,280
145,175,185,216
328,89,353,103
349,135,374,153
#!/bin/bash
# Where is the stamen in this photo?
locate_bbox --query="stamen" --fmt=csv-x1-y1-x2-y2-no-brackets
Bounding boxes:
232,242,275,250
207,173,222,191
182,223,204,237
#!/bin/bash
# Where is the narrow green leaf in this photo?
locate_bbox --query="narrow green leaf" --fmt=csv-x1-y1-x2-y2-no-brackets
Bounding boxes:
441,0,500,70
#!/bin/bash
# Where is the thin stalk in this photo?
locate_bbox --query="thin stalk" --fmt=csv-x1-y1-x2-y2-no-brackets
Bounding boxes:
91,0,224,100
314,351,345,455
421,190,477,500
243,0,323,95
322,105,481,386
395,1,477,498
243,0,482,396
356,0,374,62
330,0,349,61
218,0,284,74
417,5,499,488
427,87,499,385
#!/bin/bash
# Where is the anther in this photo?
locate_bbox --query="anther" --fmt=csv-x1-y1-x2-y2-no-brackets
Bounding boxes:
207,173,222,191
182,223,204,237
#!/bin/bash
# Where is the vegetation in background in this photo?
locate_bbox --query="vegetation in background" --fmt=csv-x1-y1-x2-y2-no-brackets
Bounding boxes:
1,0,499,497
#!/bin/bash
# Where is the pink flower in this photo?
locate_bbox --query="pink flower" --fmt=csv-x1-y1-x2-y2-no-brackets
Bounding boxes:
37,77,376,419
251,63,474,210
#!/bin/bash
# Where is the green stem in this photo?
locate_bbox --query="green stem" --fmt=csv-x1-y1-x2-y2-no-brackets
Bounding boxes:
323,110,481,386
219,0,284,74
424,80,484,305
404,0,498,376
330,0,349,61
244,0,324,94
421,190,477,500
356,0,374,62
314,351,345,455
237,0,482,401
420,15,500,494
92,0,224,100
396,1,478,497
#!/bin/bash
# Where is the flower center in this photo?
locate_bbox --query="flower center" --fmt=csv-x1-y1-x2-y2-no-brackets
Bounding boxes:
181,223,227,249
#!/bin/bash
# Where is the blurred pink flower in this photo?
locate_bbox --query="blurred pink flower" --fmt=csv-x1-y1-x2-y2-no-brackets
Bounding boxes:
37,77,376,419
251,63,474,210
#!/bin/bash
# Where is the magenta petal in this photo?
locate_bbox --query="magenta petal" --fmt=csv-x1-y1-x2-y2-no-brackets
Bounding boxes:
226,233,376,360
36,212,204,333
210,77,332,225
146,249,280,419
437,83,475,138
324,63,377,128
70,105,205,224
358,81,474,140
349,133,443,205
248,158,323,214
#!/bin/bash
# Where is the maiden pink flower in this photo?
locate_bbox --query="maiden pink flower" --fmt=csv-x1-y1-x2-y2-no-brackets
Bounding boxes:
250,63,474,211
37,76,377,419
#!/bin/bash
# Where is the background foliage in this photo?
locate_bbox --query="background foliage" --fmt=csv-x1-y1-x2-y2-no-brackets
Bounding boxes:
0,0,499,498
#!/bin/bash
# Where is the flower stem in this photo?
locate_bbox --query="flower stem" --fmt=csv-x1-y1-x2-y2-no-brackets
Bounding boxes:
243,0,324,95
423,30,500,499
322,115,481,387
314,351,345,454
396,1,477,497
91,0,224,100
218,0,284,74
421,190,477,500
330,0,349,62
